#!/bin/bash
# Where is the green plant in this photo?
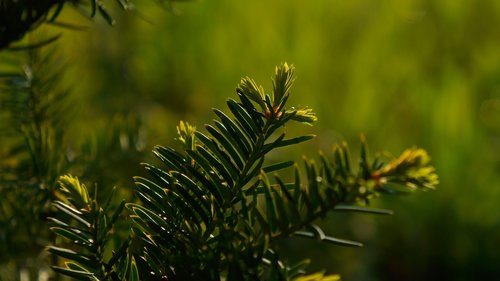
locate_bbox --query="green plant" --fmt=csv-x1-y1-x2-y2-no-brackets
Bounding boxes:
48,63,438,280
0,48,70,266
49,175,130,280
0,46,143,280
0,0,184,50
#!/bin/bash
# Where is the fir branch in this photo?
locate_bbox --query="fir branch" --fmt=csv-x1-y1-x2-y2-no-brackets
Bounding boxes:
49,175,131,280
45,63,438,281
0,0,189,50
0,48,72,265
129,63,320,280
128,63,437,280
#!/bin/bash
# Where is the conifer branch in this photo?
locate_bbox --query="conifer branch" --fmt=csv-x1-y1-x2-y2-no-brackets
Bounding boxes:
47,64,438,280
0,0,188,50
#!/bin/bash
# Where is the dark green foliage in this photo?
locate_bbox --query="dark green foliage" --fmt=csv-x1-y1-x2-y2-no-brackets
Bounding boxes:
0,0,58,50
127,63,320,280
0,48,70,265
48,175,132,280
47,64,438,280
0,46,140,278
0,0,183,50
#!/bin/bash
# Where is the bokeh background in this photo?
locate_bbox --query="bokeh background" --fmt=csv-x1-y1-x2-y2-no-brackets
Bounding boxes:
2,0,500,280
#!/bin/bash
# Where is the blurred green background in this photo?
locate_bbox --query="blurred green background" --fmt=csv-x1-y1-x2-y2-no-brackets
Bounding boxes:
3,0,500,280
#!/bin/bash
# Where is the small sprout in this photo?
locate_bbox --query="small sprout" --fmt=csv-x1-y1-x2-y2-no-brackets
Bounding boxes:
177,121,196,150
57,175,90,209
272,62,295,105
373,148,439,190
287,106,318,125
237,77,266,110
